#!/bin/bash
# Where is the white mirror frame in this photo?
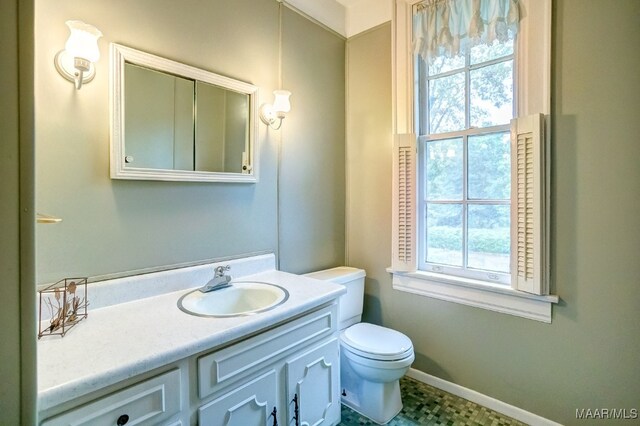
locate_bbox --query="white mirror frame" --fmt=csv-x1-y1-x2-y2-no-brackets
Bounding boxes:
110,43,259,183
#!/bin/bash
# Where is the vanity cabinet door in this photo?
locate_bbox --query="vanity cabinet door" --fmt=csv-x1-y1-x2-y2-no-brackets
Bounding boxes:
199,369,279,426
285,338,340,426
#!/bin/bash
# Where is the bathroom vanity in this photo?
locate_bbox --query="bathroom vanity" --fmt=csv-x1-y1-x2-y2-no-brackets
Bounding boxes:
37,254,345,426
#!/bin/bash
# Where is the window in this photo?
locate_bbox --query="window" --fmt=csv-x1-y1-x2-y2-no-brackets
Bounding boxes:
391,0,558,322
418,41,514,285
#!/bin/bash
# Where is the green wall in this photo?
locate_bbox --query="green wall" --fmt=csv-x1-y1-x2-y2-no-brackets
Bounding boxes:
0,1,23,423
346,1,640,424
35,0,345,283
1,1,36,424
279,9,346,273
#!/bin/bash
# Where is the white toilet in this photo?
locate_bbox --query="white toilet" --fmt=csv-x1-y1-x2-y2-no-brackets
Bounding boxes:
304,267,415,424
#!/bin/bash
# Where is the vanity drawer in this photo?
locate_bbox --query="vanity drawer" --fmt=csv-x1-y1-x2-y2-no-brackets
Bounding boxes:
41,369,181,426
198,303,336,399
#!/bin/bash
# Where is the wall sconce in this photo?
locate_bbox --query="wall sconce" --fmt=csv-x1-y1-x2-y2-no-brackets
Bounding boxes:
54,20,103,90
260,90,291,130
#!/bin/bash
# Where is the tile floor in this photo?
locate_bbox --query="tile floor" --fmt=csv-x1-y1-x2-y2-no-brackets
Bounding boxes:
338,376,527,426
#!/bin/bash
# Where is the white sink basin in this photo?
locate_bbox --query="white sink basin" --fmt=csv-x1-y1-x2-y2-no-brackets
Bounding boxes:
177,281,289,317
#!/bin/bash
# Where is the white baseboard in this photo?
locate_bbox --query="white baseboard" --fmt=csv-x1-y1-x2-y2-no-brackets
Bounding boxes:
406,368,562,426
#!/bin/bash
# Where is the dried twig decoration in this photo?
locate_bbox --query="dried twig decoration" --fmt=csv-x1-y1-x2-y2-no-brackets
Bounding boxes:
38,278,88,338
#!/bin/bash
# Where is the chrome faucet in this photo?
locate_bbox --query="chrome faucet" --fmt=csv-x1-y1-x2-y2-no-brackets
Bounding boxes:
199,265,232,293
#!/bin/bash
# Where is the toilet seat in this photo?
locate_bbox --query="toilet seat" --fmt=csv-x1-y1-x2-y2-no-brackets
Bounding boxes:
340,323,413,361
342,343,415,371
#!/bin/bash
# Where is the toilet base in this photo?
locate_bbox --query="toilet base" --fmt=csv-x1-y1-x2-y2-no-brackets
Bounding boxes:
341,386,402,425
340,353,404,424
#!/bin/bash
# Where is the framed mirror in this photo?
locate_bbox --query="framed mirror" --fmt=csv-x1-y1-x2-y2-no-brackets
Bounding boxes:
110,43,259,182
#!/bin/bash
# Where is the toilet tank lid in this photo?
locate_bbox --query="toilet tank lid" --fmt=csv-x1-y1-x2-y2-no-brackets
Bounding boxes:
303,266,365,284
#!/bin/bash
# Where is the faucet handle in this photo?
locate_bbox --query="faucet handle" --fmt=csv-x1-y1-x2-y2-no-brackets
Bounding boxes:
214,265,231,276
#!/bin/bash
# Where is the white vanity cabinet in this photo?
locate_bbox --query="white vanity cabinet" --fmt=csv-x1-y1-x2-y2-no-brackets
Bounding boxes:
197,304,341,426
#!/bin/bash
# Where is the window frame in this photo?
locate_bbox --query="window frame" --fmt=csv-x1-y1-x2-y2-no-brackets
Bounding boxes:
391,0,557,322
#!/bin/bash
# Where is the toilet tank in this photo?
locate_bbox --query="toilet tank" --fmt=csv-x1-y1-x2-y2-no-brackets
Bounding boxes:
304,267,366,330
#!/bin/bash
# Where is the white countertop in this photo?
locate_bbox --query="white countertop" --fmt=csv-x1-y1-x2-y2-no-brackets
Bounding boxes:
37,268,345,411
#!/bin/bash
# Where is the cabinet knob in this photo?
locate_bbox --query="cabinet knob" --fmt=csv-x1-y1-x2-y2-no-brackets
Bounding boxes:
270,406,278,426
116,414,129,425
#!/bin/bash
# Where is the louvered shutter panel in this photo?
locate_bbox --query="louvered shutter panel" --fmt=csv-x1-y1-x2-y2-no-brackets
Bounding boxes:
392,134,417,272
510,114,548,295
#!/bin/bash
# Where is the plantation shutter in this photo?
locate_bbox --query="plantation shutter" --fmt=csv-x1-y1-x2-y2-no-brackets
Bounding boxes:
392,134,417,272
510,113,548,295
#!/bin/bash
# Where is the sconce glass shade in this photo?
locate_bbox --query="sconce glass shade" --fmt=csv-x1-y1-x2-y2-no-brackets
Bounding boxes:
55,20,102,89
64,20,102,62
259,89,292,130
272,90,291,113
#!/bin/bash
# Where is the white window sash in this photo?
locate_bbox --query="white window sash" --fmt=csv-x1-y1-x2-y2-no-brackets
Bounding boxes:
417,129,512,286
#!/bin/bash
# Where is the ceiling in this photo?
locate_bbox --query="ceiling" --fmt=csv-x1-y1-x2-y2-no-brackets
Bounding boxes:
335,0,366,6
286,0,391,38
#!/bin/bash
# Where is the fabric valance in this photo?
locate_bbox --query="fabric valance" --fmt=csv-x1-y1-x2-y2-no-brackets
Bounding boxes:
413,0,520,63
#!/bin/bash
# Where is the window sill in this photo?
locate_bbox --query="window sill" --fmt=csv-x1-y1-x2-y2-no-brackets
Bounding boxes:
387,269,559,323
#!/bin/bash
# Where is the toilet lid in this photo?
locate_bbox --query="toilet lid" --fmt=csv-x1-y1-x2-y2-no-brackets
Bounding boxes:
341,323,413,361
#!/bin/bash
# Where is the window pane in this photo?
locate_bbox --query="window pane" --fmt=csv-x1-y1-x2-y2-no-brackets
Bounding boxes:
470,39,514,65
468,132,511,200
426,203,463,267
429,72,465,133
467,205,510,273
426,138,463,200
428,54,465,76
470,60,513,128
